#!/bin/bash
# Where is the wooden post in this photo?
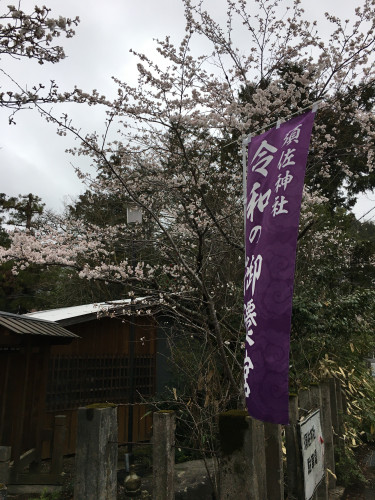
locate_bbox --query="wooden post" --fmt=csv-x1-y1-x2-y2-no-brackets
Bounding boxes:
0,357,10,445
310,385,328,500
298,388,311,419
153,410,175,500
335,379,344,436
320,380,336,490
309,384,321,410
74,406,118,500
285,395,304,500
31,344,51,474
13,347,31,471
264,423,283,500
51,415,66,475
298,389,319,500
0,446,11,485
219,411,266,500
253,418,267,500
341,389,348,414
328,378,339,446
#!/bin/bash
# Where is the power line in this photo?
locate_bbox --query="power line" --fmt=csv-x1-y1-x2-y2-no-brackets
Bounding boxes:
357,205,375,221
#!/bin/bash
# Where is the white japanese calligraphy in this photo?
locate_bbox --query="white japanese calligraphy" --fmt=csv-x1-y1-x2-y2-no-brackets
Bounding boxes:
244,299,257,331
247,182,272,222
278,148,296,170
244,354,254,397
246,329,255,347
250,140,278,177
283,124,302,147
245,254,262,295
272,196,288,216
249,224,262,244
275,170,293,192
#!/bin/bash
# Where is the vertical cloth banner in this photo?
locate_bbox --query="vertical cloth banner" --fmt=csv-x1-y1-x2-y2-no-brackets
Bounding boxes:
244,110,316,425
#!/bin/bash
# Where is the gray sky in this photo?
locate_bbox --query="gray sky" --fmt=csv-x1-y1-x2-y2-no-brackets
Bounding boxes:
1,0,374,220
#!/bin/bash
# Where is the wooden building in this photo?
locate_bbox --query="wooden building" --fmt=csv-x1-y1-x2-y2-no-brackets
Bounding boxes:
0,311,78,462
27,300,157,455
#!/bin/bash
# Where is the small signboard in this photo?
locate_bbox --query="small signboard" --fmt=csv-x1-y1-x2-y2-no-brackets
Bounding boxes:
299,409,325,500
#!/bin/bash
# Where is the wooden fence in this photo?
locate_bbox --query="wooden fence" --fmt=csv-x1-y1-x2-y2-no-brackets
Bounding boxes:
73,376,346,499
217,376,345,500
0,376,347,499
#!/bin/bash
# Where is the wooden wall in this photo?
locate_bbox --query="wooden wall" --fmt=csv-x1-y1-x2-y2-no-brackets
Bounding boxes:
50,315,156,357
0,334,50,461
43,315,156,456
1,315,157,459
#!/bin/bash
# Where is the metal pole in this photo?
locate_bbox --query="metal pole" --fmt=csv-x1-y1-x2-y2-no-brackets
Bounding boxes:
125,205,142,466
127,234,136,459
242,140,247,251
242,135,251,251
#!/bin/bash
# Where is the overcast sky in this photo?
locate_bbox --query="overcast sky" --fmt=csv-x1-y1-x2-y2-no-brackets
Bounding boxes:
1,0,374,220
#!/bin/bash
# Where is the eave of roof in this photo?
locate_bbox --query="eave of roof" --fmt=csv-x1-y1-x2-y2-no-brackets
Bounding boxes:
25,299,146,326
0,311,79,338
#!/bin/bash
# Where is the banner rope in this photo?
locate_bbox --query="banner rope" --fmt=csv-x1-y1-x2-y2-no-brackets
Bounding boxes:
223,101,321,150
243,101,321,146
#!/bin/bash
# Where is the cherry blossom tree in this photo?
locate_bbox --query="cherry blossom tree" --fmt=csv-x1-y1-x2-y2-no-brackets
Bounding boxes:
1,0,375,465
0,1,79,120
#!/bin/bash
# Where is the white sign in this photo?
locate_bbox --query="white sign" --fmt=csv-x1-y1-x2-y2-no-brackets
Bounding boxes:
299,409,325,500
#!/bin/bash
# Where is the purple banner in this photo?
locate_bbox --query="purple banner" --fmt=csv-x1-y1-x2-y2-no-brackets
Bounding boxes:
244,111,315,425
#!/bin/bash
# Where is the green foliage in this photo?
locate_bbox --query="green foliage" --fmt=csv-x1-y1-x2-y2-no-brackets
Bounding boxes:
335,446,367,488
290,204,375,387
290,204,375,488
320,358,375,444
67,190,128,227
40,266,126,309
0,193,44,229
0,261,46,313
0,193,48,313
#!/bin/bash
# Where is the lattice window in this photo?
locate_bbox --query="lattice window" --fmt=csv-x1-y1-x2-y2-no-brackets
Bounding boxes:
46,354,155,411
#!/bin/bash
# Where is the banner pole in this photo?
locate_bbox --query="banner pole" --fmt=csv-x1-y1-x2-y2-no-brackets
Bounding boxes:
242,135,251,250
242,139,247,250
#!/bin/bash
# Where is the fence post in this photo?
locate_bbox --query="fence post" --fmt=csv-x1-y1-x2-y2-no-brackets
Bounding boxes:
51,415,66,475
335,379,344,437
264,422,283,500
74,405,118,500
320,380,336,490
298,388,311,419
328,378,340,446
153,410,175,500
0,446,11,486
219,411,266,500
298,388,319,500
253,418,267,499
285,394,304,500
310,385,328,500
